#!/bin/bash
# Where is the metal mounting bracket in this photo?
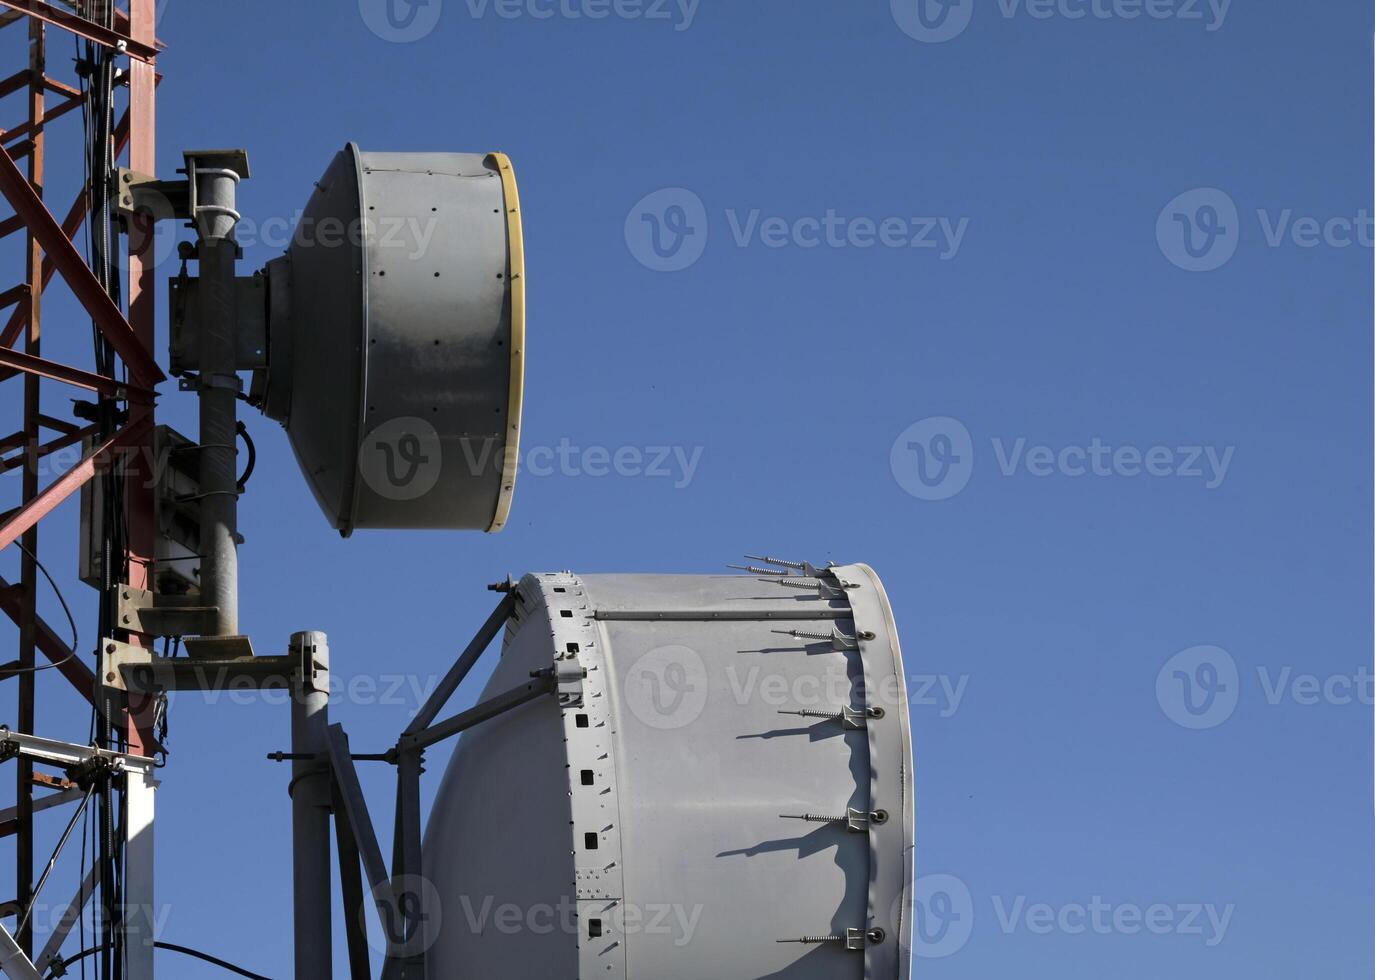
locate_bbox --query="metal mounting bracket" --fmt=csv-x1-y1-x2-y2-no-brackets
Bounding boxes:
112,167,190,220
100,636,299,693
112,583,220,638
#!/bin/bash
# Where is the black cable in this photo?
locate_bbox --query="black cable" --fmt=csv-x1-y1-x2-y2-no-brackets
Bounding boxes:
77,27,129,980
235,421,256,491
17,780,96,937
6,541,80,668
51,942,276,980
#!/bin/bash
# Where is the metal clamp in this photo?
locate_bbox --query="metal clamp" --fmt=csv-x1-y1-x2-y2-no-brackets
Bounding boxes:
777,927,886,949
780,807,888,833
777,704,884,730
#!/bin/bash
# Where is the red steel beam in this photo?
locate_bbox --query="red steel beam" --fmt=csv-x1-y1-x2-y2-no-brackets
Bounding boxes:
0,143,163,385
0,69,26,100
0,347,154,401
0,107,127,348
0,423,95,473
0,1,158,62
0,185,83,345
0,415,150,553
35,413,78,435
0,283,26,309
37,75,76,100
1,88,84,141
0,575,92,701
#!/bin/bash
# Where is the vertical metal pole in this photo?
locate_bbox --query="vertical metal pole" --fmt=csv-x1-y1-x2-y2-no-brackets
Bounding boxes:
15,19,43,959
390,750,426,978
190,159,243,636
124,0,160,757
123,764,157,979
290,631,332,980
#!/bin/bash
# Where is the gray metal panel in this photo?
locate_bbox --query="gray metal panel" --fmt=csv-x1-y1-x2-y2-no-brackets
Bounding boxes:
424,567,914,979
263,145,520,534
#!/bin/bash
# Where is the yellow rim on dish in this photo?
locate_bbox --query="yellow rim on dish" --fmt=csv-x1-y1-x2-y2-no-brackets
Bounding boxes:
485,152,524,532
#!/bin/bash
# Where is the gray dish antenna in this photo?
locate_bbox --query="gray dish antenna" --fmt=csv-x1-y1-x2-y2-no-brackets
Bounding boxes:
252,144,525,535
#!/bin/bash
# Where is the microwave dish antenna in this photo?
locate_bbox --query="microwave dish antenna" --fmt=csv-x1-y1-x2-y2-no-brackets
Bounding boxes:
252,145,525,535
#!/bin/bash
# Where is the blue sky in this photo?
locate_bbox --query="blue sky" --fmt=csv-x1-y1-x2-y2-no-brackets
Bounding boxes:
0,0,1371,976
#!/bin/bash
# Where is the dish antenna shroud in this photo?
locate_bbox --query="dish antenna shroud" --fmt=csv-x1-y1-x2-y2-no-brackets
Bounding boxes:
424,564,916,978
255,144,524,535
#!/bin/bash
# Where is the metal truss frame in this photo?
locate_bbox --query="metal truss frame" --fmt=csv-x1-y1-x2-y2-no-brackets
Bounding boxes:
0,0,161,968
